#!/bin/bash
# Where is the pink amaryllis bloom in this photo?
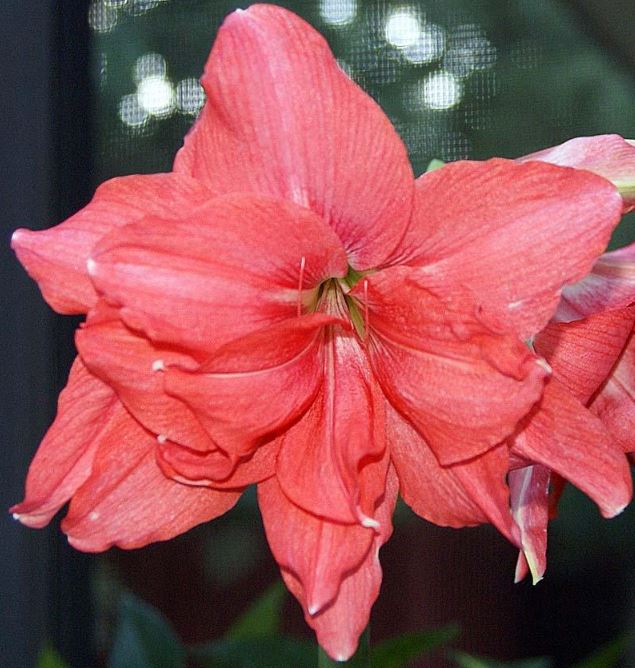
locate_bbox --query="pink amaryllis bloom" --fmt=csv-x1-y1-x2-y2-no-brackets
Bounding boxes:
510,242,635,583
10,5,628,659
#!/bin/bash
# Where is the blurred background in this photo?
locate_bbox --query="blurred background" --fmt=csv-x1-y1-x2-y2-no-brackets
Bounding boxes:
2,1,634,666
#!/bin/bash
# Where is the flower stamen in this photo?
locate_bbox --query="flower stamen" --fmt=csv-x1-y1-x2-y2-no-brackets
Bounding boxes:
297,255,306,317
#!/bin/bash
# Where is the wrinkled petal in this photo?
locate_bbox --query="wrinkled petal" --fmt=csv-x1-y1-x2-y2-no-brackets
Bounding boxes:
591,331,635,453
535,306,635,403
174,4,413,268
11,173,215,314
511,378,632,519
556,244,635,321
61,407,240,551
354,266,547,464
518,134,635,212
11,358,118,528
88,194,347,354
390,159,622,339
276,326,388,526
76,302,212,450
509,465,550,584
259,467,398,661
165,314,342,459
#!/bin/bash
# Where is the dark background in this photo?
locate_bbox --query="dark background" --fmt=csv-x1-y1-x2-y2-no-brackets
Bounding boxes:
2,2,634,666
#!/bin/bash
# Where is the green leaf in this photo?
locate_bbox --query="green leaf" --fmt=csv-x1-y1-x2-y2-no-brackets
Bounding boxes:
108,592,186,668
190,636,315,668
226,581,286,640
37,646,71,668
572,632,635,668
451,651,552,668
371,625,459,668
425,158,446,172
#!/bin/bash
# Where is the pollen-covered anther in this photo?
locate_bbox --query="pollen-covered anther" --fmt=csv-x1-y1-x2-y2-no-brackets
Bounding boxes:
151,359,165,372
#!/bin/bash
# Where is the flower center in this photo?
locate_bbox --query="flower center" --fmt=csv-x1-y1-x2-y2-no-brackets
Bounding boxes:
314,266,369,340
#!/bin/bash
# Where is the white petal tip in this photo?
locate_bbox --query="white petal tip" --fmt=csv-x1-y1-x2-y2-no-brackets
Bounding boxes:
151,359,165,372
361,515,380,530
536,357,552,374
86,258,98,276
308,604,319,616
12,513,21,521
157,434,168,444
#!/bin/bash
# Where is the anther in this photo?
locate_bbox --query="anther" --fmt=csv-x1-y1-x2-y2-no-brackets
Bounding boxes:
363,279,370,341
152,359,165,372
297,256,306,317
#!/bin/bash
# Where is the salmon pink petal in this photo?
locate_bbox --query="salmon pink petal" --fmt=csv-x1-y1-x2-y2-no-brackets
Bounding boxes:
355,266,547,465
62,407,240,551
174,5,413,269
392,159,622,339
555,244,635,321
276,329,388,526
11,173,214,314
88,194,347,354
511,378,632,519
76,303,212,451
509,464,550,584
535,306,635,403
259,468,398,660
591,331,635,453
11,358,118,528
165,314,341,459
518,134,635,212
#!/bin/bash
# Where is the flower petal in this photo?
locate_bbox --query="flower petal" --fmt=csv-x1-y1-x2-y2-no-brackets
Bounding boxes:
275,327,388,526
391,159,622,339
88,194,347,354
511,378,632,519
165,314,341,460
61,407,240,551
11,173,214,314
556,244,635,321
259,467,398,661
11,358,118,528
174,5,413,268
535,306,635,403
518,134,635,212
591,330,635,453
76,302,212,450
354,266,547,464
509,464,550,584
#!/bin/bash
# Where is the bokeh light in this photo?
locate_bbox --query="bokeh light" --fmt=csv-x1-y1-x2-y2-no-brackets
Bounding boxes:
137,75,175,117
402,23,446,64
134,53,167,84
176,78,206,115
118,93,149,127
421,70,463,110
88,0,118,33
319,0,357,27
384,8,421,49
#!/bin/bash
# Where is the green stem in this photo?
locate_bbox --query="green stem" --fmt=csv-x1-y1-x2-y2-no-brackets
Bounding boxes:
318,626,370,667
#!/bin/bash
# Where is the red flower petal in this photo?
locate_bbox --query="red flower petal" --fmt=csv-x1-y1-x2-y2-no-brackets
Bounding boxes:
276,329,388,526
11,358,118,528
88,194,347,354
391,159,622,339
509,464,550,584
174,5,413,268
165,314,340,460
518,134,635,212
259,467,398,661
591,330,635,453
535,306,635,403
355,266,547,464
11,173,214,314
556,244,635,321
62,408,240,551
511,378,632,519
76,303,212,451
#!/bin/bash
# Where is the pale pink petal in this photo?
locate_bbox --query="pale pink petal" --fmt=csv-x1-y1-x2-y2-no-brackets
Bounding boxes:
390,159,622,339
11,173,215,314
556,244,635,321
260,467,398,661
509,465,550,584
354,266,547,465
11,358,118,528
61,409,240,551
174,5,413,268
88,194,347,354
518,135,635,212
535,306,635,403
276,327,388,526
511,378,632,519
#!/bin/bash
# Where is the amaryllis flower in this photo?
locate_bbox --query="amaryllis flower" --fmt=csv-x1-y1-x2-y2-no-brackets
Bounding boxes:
11,5,627,659
510,242,635,583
